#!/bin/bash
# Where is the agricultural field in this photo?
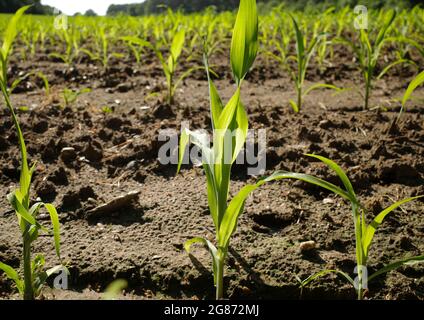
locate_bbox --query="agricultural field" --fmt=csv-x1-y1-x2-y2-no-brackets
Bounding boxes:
0,2,423,301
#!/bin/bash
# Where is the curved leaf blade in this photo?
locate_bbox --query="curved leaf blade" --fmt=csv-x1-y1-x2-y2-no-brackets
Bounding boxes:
368,255,424,283
363,196,422,256
230,0,258,83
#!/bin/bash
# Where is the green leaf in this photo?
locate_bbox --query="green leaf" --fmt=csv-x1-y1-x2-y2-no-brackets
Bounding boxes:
230,0,258,84
121,36,151,48
0,261,24,294
299,269,354,288
7,191,36,225
1,5,31,79
44,203,61,259
306,154,357,202
303,83,343,97
362,196,422,257
402,70,424,108
170,29,185,62
232,100,248,163
368,255,424,282
102,279,128,300
375,10,396,48
177,128,189,174
290,15,304,62
377,59,414,80
185,237,219,285
289,100,299,113
218,171,352,249
204,54,223,129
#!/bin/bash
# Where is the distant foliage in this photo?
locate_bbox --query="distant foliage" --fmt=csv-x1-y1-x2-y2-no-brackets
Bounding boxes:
0,0,55,14
107,0,421,16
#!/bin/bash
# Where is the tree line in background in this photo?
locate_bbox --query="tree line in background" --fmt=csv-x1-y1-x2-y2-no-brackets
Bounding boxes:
0,0,422,16
107,0,422,16
0,0,55,14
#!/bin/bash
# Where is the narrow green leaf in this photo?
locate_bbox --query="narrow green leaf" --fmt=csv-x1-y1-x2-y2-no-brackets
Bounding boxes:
230,0,258,83
402,70,424,107
204,53,223,129
299,269,354,288
306,154,357,202
0,261,23,294
185,237,219,285
363,196,422,257
170,29,185,62
375,10,396,48
7,191,36,225
177,128,189,174
218,171,352,249
44,203,61,259
368,255,424,282
1,5,31,76
102,279,128,300
289,100,299,113
290,15,304,61
303,83,343,97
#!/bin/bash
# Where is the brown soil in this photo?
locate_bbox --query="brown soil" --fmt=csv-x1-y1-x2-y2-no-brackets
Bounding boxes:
0,44,423,300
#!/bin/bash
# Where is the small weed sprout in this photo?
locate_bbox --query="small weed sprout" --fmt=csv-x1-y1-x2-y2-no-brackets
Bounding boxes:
0,6,66,300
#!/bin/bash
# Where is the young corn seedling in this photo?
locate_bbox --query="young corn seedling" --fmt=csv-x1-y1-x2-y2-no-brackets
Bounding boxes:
177,0,326,300
62,87,91,107
0,6,66,300
82,25,123,70
288,15,341,113
291,155,423,300
340,10,396,110
127,28,204,105
177,0,260,300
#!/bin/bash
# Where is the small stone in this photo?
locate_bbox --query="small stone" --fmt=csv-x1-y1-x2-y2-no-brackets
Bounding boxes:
126,160,137,170
60,147,77,163
116,83,132,93
323,198,334,204
299,241,316,252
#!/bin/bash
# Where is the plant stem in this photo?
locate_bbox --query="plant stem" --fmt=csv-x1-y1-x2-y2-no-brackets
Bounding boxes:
215,255,224,300
352,204,364,300
297,84,302,112
364,74,371,110
168,74,173,105
23,227,33,300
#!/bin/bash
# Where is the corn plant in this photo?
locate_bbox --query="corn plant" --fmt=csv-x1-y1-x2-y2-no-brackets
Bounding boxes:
288,15,341,113
340,10,396,110
82,25,123,70
292,155,423,300
177,0,327,300
49,25,75,66
124,29,203,105
0,6,65,300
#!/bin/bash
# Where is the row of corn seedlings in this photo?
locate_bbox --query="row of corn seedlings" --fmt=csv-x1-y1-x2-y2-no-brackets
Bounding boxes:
1,6,423,109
